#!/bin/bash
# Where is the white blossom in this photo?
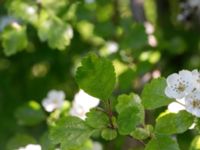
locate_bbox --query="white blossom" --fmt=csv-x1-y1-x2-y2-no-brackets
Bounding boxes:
18,144,41,150
185,91,200,117
144,22,157,47
42,90,65,112
165,70,195,99
26,6,36,15
106,41,119,54
70,90,100,120
165,69,200,118
148,35,157,47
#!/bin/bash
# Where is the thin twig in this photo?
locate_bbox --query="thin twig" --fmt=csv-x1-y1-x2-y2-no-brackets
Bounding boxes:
107,99,115,129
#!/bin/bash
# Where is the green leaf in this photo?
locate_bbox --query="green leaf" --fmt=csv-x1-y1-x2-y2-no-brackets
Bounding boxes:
40,132,55,150
6,134,36,150
75,54,116,100
38,10,73,50
116,93,145,135
145,134,180,150
190,135,200,150
101,128,117,141
141,77,173,109
2,24,28,56
155,110,194,135
120,23,147,49
68,140,93,150
9,1,38,25
131,125,153,140
85,108,109,129
131,127,149,140
116,93,144,119
41,133,93,150
194,118,200,132
15,100,46,126
50,116,93,150
117,106,141,135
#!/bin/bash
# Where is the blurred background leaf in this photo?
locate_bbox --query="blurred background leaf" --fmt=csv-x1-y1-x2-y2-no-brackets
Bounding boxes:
0,0,200,149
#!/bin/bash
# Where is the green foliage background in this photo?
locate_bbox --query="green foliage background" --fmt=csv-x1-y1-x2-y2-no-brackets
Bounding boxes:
0,0,200,149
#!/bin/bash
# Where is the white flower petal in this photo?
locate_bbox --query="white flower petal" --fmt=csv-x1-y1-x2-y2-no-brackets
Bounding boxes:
168,102,185,113
179,70,192,77
70,90,100,120
18,144,41,150
176,98,185,104
166,73,179,85
165,86,185,99
180,71,195,92
57,91,65,100
192,69,200,89
165,87,174,98
74,90,100,109
70,105,86,120
185,91,200,117
47,90,58,98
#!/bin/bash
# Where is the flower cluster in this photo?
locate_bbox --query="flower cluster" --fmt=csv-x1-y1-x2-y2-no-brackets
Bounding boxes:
165,70,200,117
42,90,65,112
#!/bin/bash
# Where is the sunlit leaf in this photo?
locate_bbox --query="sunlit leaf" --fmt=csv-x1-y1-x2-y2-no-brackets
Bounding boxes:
116,93,144,135
76,54,116,100
155,110,194,135
190,135,200,150
2,23,28,56
37,10,73,50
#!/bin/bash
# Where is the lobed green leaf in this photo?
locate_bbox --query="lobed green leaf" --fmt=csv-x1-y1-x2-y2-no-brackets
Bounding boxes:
117,106,141,135
85,108,109,129
101,128,117,141
141,77,173,109
2,24,28,56
75,54,116,100
116,93,145,135
155,110,194,135
50,116,93,150
145,134,180,150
